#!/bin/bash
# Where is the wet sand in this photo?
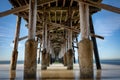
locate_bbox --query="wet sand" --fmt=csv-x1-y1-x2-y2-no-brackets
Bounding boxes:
0,64,120,80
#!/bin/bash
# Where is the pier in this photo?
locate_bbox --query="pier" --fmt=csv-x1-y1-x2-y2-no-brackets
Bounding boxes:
0,0,120,79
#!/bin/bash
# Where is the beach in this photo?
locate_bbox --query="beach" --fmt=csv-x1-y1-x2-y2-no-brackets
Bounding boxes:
0,63,120,80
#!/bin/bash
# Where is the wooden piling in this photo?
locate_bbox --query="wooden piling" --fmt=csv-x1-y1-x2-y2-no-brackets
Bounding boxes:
24,0,37,78
41,11,48,70
78,1,93,79
66,7,73,70
10,16,21,70
90,16,101,70
63,53,67,66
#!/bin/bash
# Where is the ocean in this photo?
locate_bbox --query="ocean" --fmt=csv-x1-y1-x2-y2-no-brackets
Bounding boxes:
0,61,24,64
0,60,120,65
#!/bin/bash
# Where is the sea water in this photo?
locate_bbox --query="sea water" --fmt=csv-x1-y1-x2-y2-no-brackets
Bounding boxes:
0,60,120,65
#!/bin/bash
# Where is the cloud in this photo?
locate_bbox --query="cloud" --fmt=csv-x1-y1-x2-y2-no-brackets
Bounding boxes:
93,10,120,37
0,34,6,37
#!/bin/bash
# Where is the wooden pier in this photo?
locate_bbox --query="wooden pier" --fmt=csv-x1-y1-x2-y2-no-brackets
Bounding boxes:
0,0,120,79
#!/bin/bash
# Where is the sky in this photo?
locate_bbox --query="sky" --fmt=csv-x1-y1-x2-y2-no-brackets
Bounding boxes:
0,0,120,61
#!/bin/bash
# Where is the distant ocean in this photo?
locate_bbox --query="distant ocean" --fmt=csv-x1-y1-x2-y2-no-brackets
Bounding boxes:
0,61,24,64
0,60,120,65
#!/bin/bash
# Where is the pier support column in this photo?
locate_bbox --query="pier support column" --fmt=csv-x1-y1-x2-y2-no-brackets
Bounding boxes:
24,39,37,78
78,39,93,78
24,0,37,78
41,49,47,70
63,53,67,66
46,52,50,66
10,16,21,70
90,16,101,70
66,49,73,69
78,1,93,79
66,7,73,70
41,11,48,70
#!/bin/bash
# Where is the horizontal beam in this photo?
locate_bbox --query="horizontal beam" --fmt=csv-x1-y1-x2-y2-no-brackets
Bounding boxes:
37,0,56,6
0,5,29,17
13,36,28,42
90,33,104,40
50,22,80,33
77,0,120,14
13,30,43,42
0,0,56,17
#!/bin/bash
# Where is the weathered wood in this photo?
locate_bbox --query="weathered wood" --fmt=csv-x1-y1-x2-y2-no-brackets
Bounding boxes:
13,17,21,50
90,33,104,40
66,49,73,70
24,39,37,78
60,11,63,23
28,0,37,39
10,16,21,70
13,36,28,42
78,39,93,78
78,1,93,78
78,0,120,14
37,0,56,6
24,0,37,78
63,0,66,7
41,11,48,70
70,0,73,6
41,48,47,70
56,0,58,6
66,7,74,70
0,0,57,17
90,16,101,70
0,5,29,17
68,7,73,49
63,53,67,66
79,1,89,39
55,11,57,23
49,12,51,22
42,13,48,49
50,23,80,33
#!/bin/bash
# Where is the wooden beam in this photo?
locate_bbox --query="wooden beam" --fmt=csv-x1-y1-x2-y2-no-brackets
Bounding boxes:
16,0,27,17
50,23,80,33
71,10,75,18
49,12,51,22
87,0,120,14
13,16,21,50
42,12,48,49
90,15,101,70
16,36,28,42
77,0,120,14
65,12,68,22
90,33,104,40
56,0,58,6
68,7,73,50
63,0,66,7
60,11,63,23
79,1,89,39
0,0,57,17
55,11,57,23
38,0,56,6
24,0,37,78
28,0,37,39
0,5,29,17
14,30,42,42
10,16,21,70
70,0,73,6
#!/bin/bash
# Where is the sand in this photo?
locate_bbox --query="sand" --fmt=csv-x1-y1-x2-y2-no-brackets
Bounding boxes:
0,64,120,80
